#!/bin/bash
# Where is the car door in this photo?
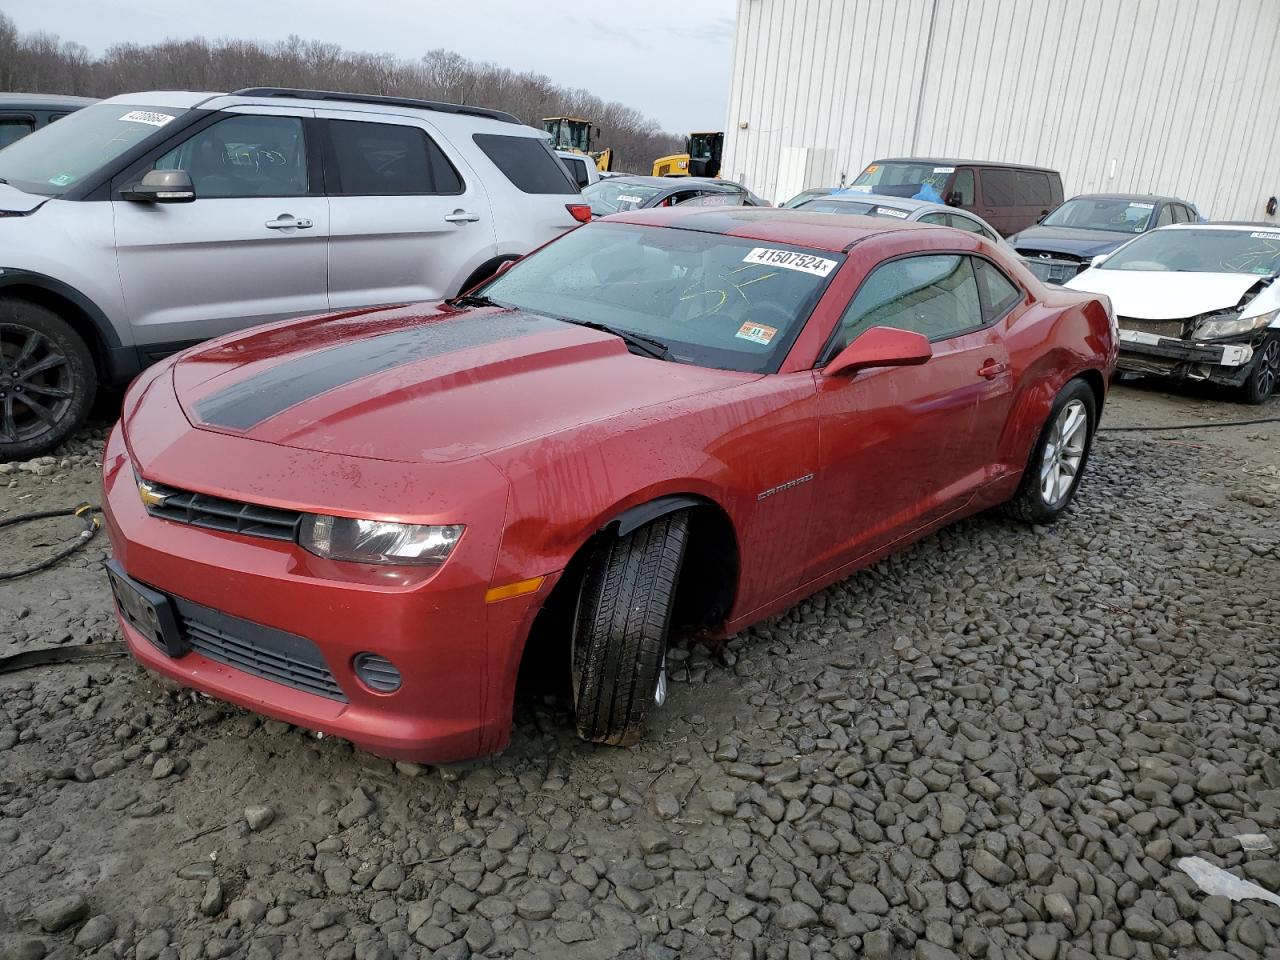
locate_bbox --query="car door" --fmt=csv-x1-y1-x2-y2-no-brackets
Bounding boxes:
803,253,1013,580
112,105,330,349
320,110,496,308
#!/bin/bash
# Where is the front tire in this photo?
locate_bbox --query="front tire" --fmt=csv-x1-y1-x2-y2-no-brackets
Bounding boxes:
1005,379,1097,524
1241,335,1279,405
572,511,689,746
0,300,97,460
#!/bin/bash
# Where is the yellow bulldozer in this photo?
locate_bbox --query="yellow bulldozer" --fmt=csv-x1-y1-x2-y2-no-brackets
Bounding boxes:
542,117,614,172
652,131,724,178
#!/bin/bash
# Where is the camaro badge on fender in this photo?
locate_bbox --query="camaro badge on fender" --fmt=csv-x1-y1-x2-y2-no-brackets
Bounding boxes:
757,473,814,501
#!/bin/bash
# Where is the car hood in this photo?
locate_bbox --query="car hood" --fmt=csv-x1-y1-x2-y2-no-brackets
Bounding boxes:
0,183,48,214
1064,269,1265,319
173,303,755,463
1010,225,1134,257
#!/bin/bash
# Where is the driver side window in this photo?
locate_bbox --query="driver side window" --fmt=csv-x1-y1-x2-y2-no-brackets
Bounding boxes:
154,114,309,198
833,254,983,352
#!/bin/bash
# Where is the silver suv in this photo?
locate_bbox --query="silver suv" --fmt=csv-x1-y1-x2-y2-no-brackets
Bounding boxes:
0,87,588,458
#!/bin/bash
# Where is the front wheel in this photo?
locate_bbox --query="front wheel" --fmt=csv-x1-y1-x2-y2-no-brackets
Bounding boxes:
1240,335,1279,405
571,511,689,746
1005,379,1097,524
0,300,97,461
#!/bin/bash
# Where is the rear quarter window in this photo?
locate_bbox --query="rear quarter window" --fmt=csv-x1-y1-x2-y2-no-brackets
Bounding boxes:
474,134,578,194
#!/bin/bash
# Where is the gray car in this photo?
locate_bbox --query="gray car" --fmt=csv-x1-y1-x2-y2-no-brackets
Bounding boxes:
0,87,586,458
0,93,95,149
794,192,1011,247
583,175,767,217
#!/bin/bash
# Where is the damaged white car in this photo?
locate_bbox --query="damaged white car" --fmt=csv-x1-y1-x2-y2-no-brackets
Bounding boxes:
1067,222,1280,403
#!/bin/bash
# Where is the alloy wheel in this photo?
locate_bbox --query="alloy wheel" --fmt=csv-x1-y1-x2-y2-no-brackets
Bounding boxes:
1040,398,1088,506
0,323,75,443
1256,339,1280,400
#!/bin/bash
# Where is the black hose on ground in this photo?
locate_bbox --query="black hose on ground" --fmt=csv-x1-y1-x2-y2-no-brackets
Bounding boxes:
0,502,102,581
1101,416,1280,432
0,641,126,675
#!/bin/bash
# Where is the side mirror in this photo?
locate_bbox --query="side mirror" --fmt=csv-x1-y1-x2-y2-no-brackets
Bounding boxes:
122,169,196,204
1091,254,1109,268
945,192,963,207
822,326,932,378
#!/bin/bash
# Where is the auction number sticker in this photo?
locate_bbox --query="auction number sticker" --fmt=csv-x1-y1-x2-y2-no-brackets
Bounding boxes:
933,166,955,173
742,247,837,277
736,321,778,346
1250,231,1280,240
119,110,175,127
873,206,909,219
1129,202,1154,209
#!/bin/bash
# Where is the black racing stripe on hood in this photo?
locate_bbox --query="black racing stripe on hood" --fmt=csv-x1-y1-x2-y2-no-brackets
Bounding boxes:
196,311,558,430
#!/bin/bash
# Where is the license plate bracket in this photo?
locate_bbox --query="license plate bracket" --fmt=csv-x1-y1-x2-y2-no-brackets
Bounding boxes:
105,559,186,658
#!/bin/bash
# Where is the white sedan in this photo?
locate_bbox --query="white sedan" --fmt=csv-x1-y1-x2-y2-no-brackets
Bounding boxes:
1066,222,1280,403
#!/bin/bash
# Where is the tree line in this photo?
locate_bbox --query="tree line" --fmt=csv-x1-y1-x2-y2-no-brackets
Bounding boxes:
0,14,682,171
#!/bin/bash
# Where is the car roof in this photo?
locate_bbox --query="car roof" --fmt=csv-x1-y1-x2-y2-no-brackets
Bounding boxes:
604,207,943,253
811,193,936,212
1161,221,1280,231
1068,193,1182,203
0,93,97,109
874,156,1059,174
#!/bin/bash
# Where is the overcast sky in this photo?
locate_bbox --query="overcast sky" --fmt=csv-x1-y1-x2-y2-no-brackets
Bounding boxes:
4,0,739,133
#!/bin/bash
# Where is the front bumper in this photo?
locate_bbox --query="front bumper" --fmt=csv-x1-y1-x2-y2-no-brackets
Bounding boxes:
1116,328,1255,386
1021,255,1087,285
101,422,549,763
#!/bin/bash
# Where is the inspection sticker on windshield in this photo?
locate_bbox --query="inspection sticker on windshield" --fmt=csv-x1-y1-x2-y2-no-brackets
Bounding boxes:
736,321,778,346
119,110,175,127
1251,231,1280,240
742,247,837,277
47,173,75,186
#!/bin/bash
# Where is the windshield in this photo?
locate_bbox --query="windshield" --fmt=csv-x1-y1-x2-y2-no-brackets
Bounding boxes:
797,198,911,219
582,180,665,216
852,161,953,198
1043,198,1155,232
479,221,843,373
1101,228,1280,274
0,102,186,197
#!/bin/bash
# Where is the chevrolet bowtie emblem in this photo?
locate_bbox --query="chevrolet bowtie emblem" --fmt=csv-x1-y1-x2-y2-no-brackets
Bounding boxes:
137,479,169,509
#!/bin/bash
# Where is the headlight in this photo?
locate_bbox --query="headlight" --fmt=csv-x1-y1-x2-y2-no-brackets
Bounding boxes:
1192,308,1277,341
299,515,464,565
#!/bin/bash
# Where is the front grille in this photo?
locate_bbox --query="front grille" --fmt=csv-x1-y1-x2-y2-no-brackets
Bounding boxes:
1118,317,1190,339
171,596,347,701
144,481,302,542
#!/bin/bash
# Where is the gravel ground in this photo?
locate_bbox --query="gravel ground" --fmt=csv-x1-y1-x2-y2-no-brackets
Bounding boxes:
0,384,1278,960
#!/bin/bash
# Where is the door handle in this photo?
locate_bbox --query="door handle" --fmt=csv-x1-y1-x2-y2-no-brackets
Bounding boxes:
265,215,313,230
444,210,481,223
978,359,1008,379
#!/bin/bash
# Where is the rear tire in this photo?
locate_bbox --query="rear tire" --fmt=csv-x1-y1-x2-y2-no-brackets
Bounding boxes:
1240,335,1279,405
572,511,689,746
1004,379,1096,524
0,299,96,461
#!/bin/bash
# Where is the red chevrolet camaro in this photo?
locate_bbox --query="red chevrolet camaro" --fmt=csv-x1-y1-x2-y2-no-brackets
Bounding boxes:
102,208,1116,762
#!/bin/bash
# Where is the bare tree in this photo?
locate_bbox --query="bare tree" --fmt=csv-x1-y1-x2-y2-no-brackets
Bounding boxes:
0,13,682,170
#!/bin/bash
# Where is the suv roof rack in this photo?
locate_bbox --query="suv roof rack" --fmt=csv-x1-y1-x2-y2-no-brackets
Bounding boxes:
231,87,521,125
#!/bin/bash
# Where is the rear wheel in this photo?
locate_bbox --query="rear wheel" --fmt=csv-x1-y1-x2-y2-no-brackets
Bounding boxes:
0,300,96,460
1241,335,1279,405
1005,379,1096,524
571,511,689,746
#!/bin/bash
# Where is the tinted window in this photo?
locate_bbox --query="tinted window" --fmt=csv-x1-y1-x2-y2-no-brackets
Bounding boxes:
0,118,34,149
326,120,462,196
948,213,994,240
982,169,1017,206
473,134,576,194
561,156,590,188
974,258,1022,317
1155,204,1174,226
835,254,983,350
156,114,308,198
1170,204,1190,224
1016,171,1054,207
950,169,975,205
918,212,949,226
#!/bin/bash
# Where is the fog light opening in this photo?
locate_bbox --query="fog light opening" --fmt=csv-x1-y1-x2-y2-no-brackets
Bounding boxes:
353,653,402,693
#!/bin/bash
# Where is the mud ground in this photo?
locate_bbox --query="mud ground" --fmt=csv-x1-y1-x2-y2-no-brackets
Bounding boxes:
1,382,1278,960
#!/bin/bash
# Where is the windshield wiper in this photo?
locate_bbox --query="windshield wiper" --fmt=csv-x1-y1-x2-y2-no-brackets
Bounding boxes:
557,318,672,361
448,292,500,308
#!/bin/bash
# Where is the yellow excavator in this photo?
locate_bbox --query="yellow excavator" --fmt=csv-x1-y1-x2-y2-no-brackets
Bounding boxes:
652,131,724,178
542,117,614,172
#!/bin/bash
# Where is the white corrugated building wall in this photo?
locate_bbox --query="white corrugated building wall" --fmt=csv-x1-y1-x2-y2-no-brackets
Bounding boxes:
722,0,1280,220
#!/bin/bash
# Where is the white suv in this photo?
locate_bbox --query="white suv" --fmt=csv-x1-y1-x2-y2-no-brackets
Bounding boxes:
0,87,589,458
